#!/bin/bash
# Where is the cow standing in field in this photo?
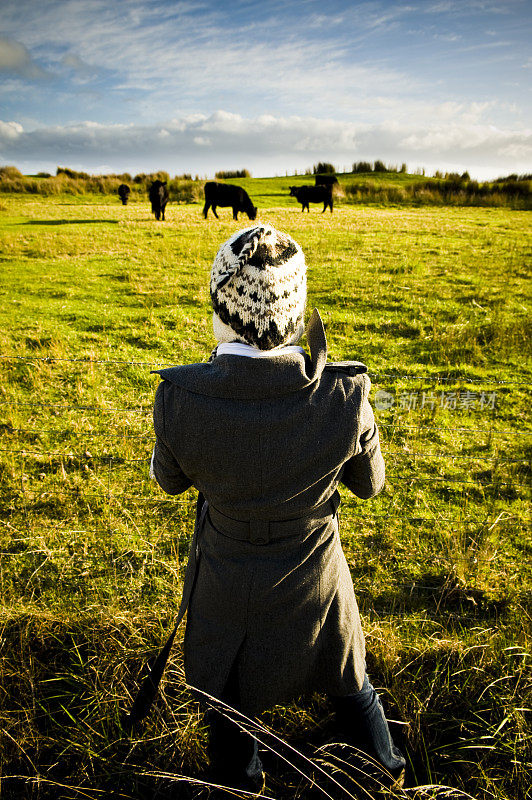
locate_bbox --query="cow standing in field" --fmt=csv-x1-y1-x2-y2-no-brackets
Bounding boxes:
149,180,169,220
118,184,130,205
203,181,257,220
289,185,334,213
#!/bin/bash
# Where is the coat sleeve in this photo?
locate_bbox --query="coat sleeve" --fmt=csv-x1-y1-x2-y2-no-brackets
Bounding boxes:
340,376,385,499
151,381,193,495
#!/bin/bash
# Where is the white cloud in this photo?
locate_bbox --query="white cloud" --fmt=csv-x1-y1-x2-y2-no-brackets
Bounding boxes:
399,122,532,154
1,112,530,179
1,0,529,146
0,1,529,179
0,36,50,79
498,141,532,159
0,0,419,122
434,33,462,41
0,119,24,139
424,1,512,15
61,52,99,80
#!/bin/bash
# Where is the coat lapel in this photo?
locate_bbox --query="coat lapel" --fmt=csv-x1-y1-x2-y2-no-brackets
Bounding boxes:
305,308,328,383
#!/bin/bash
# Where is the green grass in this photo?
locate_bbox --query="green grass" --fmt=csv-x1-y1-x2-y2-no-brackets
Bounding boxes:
0,194,531,799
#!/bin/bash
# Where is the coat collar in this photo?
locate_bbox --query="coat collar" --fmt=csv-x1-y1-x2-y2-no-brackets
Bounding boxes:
154,308,329,400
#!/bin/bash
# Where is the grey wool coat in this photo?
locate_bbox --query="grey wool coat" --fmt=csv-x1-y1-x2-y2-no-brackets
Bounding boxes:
151,309,385,715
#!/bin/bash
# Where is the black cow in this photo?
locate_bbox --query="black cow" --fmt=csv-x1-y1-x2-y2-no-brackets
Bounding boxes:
315,174,338,187
289,185,333,213
149,180,169,220
118,184,130,205
203,181,257,220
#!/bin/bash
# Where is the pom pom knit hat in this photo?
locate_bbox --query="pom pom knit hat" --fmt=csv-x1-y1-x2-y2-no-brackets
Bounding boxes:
210,225,307,350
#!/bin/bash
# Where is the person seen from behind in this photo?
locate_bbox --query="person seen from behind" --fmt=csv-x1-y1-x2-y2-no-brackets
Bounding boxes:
150,225,406,795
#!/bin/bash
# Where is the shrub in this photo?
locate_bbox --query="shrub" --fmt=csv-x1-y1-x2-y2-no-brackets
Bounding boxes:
312,162,335,174
352,161,373,174
168,178,203,203
0,165,23,179
385,186,407,203
497,179,531,199
342,174,531,208
133,171,170,185
494,173,531,182
0,177,26,192
214,169,251,179
373,159,387,172
57,166,91,180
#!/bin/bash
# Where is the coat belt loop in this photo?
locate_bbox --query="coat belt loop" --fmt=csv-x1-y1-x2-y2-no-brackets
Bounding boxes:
249,519,270,544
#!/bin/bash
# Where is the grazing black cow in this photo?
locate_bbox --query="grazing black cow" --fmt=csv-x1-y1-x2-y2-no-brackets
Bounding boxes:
289,185,333,213
203,181,257,220
315,174,338,187
149,180,169,220
118,184,130,205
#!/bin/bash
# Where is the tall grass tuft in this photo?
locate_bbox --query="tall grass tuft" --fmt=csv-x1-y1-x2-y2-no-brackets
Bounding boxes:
343,175,531,209
214,169,251,179
313,162,337,174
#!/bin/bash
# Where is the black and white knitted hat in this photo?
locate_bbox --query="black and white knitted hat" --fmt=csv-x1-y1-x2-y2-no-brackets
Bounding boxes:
210,225,307,350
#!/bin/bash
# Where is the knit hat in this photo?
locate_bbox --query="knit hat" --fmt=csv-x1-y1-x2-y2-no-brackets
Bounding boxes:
210,225,307,350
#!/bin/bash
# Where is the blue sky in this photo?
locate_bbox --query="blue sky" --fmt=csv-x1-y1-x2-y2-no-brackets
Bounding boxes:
0,0,531,178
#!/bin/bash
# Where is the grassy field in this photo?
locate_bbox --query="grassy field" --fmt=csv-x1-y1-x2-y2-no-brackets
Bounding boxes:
0,192,531,800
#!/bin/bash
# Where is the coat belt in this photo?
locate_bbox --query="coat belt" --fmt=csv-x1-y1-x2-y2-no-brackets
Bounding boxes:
208,490,341,545
126,489,341,725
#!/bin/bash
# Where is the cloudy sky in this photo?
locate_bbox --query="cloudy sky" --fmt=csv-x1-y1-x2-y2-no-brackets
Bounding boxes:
0,0,531,178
